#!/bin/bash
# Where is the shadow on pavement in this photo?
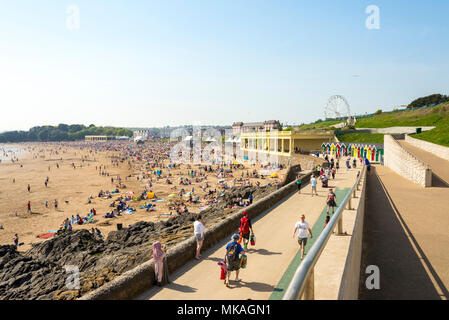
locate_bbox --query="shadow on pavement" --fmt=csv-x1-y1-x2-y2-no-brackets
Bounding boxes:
205,257,223,262
432,173,449,188
167,282,198,293
359,166,447,299
234,281,274,292
247,248,281,256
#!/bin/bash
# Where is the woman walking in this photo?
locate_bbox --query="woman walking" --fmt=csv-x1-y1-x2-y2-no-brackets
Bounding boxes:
153,241,169,286
194,215,206,260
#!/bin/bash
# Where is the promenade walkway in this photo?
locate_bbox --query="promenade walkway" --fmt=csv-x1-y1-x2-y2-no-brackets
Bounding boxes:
138,168,359,300
360,152,449,299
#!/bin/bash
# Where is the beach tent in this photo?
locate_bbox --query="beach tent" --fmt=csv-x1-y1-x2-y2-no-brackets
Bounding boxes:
87,211,95,223
168,194,177,198
127,191,135,195
148,192,155,199
270,173,278,178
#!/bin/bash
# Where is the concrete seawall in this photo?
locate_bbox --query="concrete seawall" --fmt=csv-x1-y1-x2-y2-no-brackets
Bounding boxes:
80,169,314,300
384,135,432,187
337,167,368,299
405,135,449,162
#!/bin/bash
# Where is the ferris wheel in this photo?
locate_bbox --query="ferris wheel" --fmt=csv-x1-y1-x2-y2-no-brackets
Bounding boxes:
324,95,351,120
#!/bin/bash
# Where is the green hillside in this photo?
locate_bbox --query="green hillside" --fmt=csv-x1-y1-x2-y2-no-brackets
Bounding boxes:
300,101,449,147
354,106,444,128
298,120,342,131
336,133,385,144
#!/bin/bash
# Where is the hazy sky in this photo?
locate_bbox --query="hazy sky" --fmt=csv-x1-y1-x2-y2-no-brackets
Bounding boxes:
1,0,448,131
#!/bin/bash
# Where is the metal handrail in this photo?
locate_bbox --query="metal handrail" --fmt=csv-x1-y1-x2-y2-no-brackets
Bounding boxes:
283,164,366,300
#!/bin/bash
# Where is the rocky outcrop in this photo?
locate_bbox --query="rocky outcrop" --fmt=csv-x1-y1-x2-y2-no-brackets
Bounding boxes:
0,184,278,300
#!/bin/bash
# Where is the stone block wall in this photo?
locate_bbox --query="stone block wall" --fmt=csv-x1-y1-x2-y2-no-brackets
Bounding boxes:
405,135,449,161
384,135,432,187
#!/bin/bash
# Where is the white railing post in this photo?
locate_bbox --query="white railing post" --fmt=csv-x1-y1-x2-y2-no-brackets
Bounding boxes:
336,215,343,235
301,269,315,300
346,197,352,210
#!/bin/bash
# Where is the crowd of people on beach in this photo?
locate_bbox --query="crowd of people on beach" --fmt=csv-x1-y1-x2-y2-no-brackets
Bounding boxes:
5,140,284,251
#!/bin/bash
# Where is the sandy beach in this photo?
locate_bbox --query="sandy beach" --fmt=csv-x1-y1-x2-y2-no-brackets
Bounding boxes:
0,141,287,251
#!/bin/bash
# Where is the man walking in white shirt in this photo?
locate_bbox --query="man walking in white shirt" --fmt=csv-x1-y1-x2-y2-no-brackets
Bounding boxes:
194,215,206,260
293,215,313,260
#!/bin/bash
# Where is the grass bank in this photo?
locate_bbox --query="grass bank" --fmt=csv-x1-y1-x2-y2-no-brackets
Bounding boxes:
336,133,385,144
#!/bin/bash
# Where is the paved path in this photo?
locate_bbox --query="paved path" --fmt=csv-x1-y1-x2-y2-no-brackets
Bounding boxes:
138,168,359,300
397,140,449,186
360,164,449,300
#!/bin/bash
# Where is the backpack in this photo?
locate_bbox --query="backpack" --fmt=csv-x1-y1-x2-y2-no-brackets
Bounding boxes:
226,242,239,262
240,217,250,234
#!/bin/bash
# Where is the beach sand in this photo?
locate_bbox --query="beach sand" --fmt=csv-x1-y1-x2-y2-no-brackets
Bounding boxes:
0,142,286,251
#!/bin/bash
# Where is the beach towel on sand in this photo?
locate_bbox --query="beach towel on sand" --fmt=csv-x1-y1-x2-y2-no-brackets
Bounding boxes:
37,233,56,239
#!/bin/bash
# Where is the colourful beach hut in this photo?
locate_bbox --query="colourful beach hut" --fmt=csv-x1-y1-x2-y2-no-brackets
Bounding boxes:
336,143,341,157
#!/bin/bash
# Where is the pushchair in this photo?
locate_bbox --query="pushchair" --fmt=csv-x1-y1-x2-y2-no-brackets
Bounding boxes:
321,176,329,188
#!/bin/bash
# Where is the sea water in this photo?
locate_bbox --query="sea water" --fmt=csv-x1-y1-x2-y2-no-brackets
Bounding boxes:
0,145,23,161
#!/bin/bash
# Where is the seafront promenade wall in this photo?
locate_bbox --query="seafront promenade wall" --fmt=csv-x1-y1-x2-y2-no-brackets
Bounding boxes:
80,168,313,300
405,135,449,162
337,166,368,300
282,164,302,187
384,135,432,187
